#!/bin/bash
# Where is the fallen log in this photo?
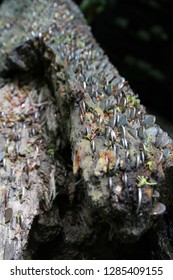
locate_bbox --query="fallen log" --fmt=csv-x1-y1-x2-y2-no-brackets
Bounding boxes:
0,0,173,259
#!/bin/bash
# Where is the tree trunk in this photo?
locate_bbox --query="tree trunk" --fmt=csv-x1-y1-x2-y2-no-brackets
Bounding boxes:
0,0,173,260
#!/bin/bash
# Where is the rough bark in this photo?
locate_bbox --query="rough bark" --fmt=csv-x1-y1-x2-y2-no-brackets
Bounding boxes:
0,0,173,259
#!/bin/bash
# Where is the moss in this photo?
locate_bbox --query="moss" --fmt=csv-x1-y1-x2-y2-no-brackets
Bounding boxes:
147,161,153,171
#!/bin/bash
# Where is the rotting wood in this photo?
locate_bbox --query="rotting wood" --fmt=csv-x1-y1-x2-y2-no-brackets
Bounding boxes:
0,0,173,259
0,81,60,259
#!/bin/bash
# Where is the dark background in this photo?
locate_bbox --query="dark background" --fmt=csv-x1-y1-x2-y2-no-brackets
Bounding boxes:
75,0,173,122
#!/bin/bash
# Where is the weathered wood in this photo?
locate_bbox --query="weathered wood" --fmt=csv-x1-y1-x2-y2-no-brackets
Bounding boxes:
0,0,173,259
0,80,61,259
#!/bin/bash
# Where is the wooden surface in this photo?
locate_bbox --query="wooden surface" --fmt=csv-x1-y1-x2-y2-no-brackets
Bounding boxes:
0,0,173,259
